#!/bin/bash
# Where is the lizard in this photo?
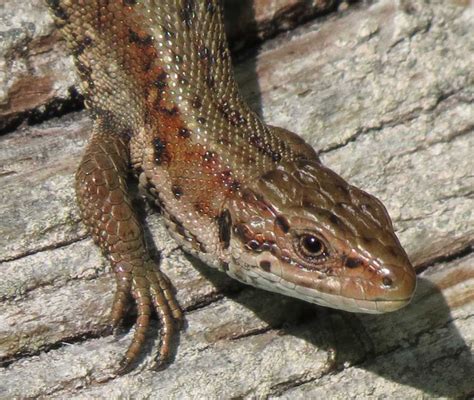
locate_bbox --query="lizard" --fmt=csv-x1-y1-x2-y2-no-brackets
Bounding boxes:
46,0,417,373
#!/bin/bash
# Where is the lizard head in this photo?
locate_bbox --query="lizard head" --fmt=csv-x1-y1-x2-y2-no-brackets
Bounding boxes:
225,159,416,313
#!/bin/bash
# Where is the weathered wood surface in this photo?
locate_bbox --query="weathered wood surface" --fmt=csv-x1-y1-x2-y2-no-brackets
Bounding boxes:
0,0,473,398
0,0,338,132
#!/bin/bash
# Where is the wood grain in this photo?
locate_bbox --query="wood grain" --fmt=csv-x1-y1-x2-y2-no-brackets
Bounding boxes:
0,0,472,398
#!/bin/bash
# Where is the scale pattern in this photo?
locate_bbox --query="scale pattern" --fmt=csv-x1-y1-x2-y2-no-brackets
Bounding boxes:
47,0,416,372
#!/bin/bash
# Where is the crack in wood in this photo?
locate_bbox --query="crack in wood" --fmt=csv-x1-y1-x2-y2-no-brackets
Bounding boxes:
0,235,88,263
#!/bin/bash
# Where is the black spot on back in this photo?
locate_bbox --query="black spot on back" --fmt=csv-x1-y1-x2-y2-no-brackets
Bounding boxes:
72,36,92,57
271,152,282,162
120,129,133,141
172,185,183,199
249,134,282,162
275,215,290,233
230,180,241,192
129,29,153,46
152,138,167,165
206,72,215,89
218,101,247,126
178,74,188,85
47,0,68,20
192,96,202,109
76,61,92,79
198,46,210,60
218,209,232,249
203,151,216,162
179,127,191,138
163,28,174,40
181,0,195,28
159,106,179,116
154,71,168,89
230,112,246,126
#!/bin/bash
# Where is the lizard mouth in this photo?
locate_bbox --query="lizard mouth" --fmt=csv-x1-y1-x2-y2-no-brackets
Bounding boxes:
370,297,414,313
225,254,416,314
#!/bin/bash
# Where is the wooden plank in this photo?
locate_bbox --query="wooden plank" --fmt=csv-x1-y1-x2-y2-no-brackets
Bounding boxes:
0,0,472,398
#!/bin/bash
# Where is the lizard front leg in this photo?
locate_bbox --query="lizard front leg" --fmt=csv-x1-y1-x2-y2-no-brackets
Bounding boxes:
75,119,182,373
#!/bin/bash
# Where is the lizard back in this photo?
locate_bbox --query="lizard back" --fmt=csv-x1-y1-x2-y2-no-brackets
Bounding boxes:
49,0,310,260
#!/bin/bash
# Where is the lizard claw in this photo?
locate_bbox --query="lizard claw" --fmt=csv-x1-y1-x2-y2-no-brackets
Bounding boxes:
112,259,182,373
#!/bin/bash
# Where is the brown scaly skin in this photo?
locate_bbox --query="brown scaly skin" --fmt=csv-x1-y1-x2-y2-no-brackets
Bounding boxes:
46,0,416,373
75,118,182,373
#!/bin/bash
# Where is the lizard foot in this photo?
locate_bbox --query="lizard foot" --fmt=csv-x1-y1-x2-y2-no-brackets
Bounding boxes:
111,259,182,375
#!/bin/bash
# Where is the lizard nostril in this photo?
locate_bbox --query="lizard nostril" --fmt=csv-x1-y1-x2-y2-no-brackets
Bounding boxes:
382,276,393,287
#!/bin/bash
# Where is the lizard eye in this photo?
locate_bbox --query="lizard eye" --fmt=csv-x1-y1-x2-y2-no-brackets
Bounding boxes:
296,234,327,260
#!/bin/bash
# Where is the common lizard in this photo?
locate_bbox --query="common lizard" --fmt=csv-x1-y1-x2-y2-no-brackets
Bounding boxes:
46,0,416,373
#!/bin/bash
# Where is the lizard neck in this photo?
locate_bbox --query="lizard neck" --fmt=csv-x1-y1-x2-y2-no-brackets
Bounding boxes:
52,0,302,261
